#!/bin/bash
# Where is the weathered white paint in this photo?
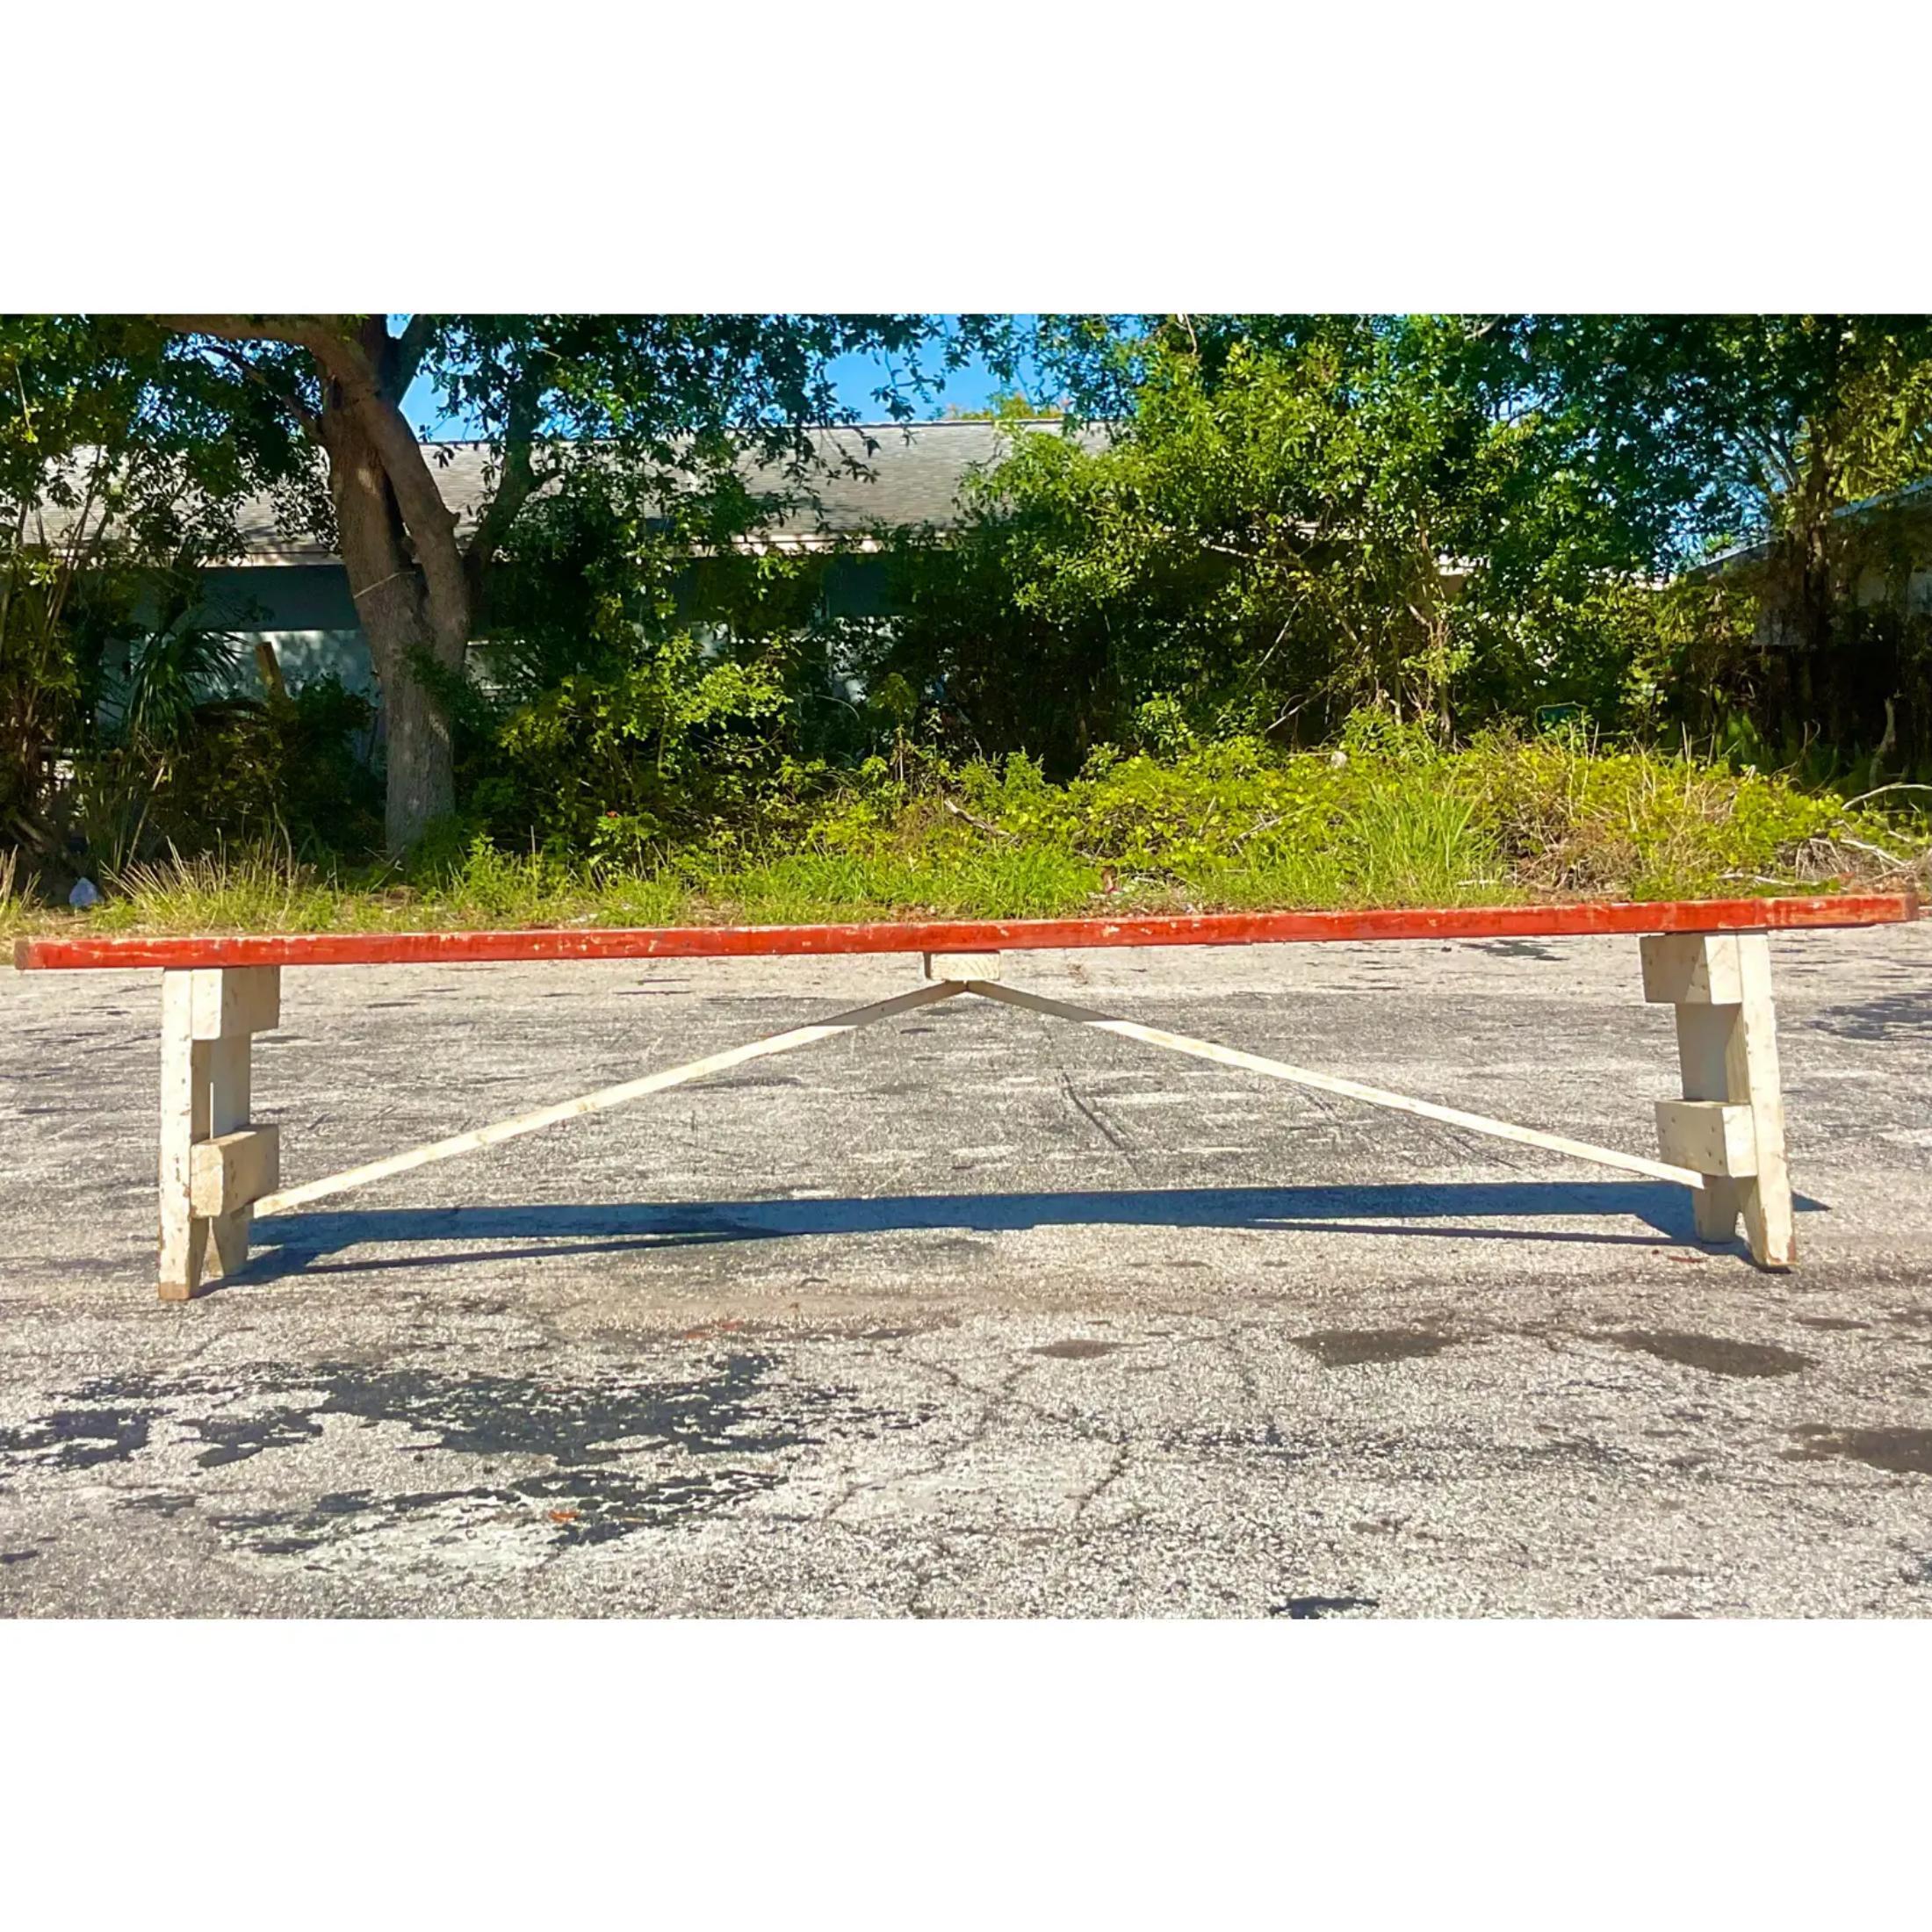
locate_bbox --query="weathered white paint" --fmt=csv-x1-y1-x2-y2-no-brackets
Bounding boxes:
1640,933,1744,1006
190,1125,281,1218
1641,930,1794,1266
923,951,1004,983
155,966,280,1298
189,963,280,1040
156,970,208,1300
1654,1099,1758,1178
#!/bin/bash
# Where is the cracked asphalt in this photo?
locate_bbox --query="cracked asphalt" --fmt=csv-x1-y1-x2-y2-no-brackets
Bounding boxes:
4,925,1930,1617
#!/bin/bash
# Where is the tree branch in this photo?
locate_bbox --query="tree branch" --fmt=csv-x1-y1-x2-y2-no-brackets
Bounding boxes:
391,314,441,397
150,314,376,390
154,314,472,645
460,383,546,609
346,386,471,645
198,340,321,437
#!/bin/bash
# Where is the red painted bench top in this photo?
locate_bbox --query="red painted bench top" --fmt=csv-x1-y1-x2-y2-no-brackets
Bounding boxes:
11,894,1918,970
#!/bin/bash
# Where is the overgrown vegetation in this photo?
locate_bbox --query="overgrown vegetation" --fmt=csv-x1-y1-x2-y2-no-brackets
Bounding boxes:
5,721,1920,939
5,313,1932,932
863,320,1932,774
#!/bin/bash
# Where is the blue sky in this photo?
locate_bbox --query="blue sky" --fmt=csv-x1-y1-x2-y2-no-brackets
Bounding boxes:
401,324,1022,440
822,338,1018,422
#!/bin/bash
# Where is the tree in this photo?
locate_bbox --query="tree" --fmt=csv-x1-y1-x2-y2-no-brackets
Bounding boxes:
1514,315,1932,754
886,314,1932,765
1512,315,1932,594
113,314,1000,851
876,318,1658,765
2,314,306,857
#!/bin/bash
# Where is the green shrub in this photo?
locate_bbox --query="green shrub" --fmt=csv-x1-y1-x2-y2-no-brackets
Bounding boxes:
1463,730,1861,898
475,631,796,852
160,677,381,859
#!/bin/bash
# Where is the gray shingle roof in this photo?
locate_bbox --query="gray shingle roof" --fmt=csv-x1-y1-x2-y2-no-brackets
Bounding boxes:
217,417,1107,564
1693,471,1932,575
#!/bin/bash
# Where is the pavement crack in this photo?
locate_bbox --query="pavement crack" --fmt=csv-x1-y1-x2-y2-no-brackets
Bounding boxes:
825,1357,1037,1520
1071,1440,1129,1523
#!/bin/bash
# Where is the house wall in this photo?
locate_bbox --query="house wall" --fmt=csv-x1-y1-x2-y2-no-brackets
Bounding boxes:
195,565,375,696
1851,566,1932,615
194,555,894,703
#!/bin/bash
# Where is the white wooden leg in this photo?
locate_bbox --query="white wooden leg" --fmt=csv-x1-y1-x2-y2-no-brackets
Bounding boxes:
1641,932,1793,1268
204,1031,253,1279
157,970,209,1300
1732,934,1794,1266
155,967,280,1300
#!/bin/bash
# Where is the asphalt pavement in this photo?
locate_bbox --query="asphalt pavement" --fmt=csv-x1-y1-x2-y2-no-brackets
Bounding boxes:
3,924,1929,1616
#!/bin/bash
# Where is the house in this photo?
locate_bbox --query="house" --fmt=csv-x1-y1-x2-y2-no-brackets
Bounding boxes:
1695,473,1932,638
177,418,1098,703
1691,472,1932,764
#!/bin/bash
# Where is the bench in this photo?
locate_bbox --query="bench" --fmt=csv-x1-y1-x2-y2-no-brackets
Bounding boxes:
12,893,1918,1297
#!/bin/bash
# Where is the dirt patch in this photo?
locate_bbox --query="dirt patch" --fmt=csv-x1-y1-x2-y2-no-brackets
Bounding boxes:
1033,1339,1123,1361
1294,1329,1453,1368
1610,1331,1812,1379
1786,1426,1932,1477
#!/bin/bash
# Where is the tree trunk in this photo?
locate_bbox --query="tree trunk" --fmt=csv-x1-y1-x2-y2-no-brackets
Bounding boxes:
380,614,464,850
151,316,514,854
365,597,460,854
317,403,469,854
251,639,287,703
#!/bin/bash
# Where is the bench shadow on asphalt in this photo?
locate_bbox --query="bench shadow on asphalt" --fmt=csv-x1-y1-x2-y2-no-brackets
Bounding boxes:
236,1180,1818,1286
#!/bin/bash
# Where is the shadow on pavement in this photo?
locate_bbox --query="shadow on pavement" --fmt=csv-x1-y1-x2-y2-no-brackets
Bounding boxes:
237,1180,1823,1285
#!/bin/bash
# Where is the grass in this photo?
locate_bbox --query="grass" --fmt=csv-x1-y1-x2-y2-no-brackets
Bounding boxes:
4,726,1926,941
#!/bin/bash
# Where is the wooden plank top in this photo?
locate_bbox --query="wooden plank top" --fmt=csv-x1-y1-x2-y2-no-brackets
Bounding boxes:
11,894,1919,970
